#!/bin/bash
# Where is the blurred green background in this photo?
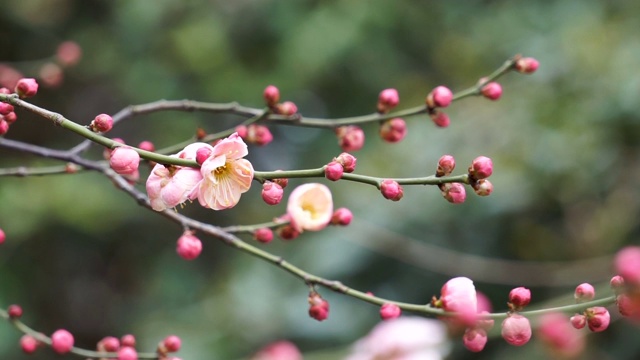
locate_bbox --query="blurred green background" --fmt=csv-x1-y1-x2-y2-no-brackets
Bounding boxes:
1,0,640,359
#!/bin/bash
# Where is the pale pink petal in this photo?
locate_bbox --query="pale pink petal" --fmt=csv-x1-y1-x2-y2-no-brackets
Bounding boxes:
212,132,248,160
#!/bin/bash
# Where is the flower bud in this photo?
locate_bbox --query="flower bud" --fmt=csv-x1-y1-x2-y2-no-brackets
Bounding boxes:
615,246,640,286
176,232,202,261
276,224,300,241
254,228,274,244
56,41,82,67
379,117,407,143
0,87,10,94
377,88,399,113
263,85,280,107
616,294,640,318
574,283,595,302
51,329,74,354
469,156,493,179
109,147,140,175
235,125,248,139
501,314,532,346
98,336,120,352
0,119,8,136
436,155,456,176
195,146,213,165
336,126,365,152
3,111,17,124
308,293,329,321
163,335,182,353
324,161,343,181
380,303,401,320
246,124,273,146
272,174,289,189
430,110,450,128
472,179,493,196
508,287,531,310
380,179,403,201
121,334,136,348
8,304,22,318
331,208,353,226
118,346,138,360
15,78,38,98
441,183,466,204
610,275,625,293
481,82,502,101
539,312,585,358
90,113,113,133
138,140,155,152
20,335,39,354
334,152,357,173
277,101,298,116
0,102,14,115
586,307,610,332
262,181,284,205
570,314,586,329
463,328,487,352
515,57,539,74
0,228,6,244
426,86,453,108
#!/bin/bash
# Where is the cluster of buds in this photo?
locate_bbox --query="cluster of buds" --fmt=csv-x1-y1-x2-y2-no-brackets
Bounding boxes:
335,125,365,152
324,152,357,181
378,117,407,143
263,85,297,116
613,246,640,319
236,124,274,147
467,156,494,196
435,154,467,204
308,292,329,321
0,80,39,136
425,86,453,128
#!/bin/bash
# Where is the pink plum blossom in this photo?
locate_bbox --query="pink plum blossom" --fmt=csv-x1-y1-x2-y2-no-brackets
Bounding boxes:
586,306,610,332
346,317,450,360
440,277,477,325
287,183,333,232
198,133,254,210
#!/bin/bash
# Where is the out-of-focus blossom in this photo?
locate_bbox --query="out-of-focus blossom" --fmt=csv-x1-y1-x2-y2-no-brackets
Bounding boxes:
538,312,585,358
287,183,333,232
252,341,302,360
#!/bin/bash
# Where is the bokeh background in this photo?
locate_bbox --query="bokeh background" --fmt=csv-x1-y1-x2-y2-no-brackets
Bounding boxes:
2,0,640,359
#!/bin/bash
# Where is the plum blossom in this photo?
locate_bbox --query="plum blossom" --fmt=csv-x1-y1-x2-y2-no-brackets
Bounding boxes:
440,277,478,325
198,133,254,210
287,183,333,232
346,317,450,360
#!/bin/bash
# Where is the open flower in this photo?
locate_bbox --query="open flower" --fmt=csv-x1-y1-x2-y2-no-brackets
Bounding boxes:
198,133,254,210
146,143,210,211
287,183,333,232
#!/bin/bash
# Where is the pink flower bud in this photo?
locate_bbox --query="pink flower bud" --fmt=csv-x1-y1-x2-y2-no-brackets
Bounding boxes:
56,41,82,67
51,329,74,354
379,117,407,143
426,86,453,108
121,334,136,348
98,336,120,352
308,294,329,321
263,85,280,107
0,119,8,135
20,335,39,354
0,87,10,94
501,314,532,346
253,341,302,360
8,304,22,318
437,155,456,176
163,335,182,352
377,88,399,113
610,275,625,293
324,161,343,181
615,246,640,286
334,152,357,173
110,147,140,175
254,228,274,244
3,111,17,124
570,314,586,329
515,57,539,74
235,125,248,139
539,312,585,358
616,294,640,318
176,232,202,261
476,312,495,331
272,176,289,189
380,179,403,201
508,287,531,310
138,140,155,152
586,306,610,332
380,303,402,320
195,146,213,165
336,126,365,152
469,156,493,179
0,102,14,115
246,124,273,146
441,183,466,204
90,113,113,133
430,110,450,128
262,181,284,205
277,101,298,116
0,228,7,244
15,78,38,98
463,328,487,352
331,207,353,226
276,224,300,241
472,179,493,196
440,277,478,326
481,82,502,101
118,346,138,360
574,283,595,302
